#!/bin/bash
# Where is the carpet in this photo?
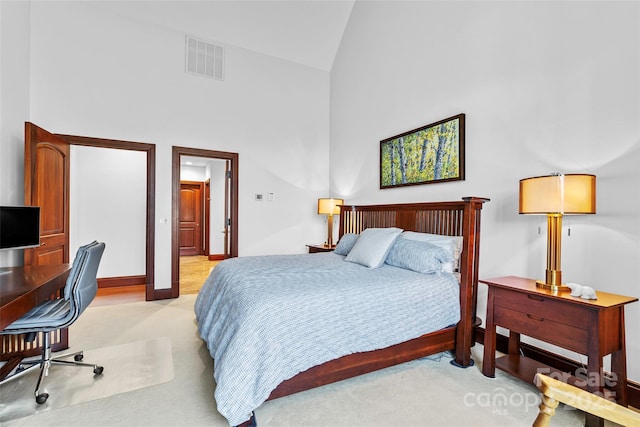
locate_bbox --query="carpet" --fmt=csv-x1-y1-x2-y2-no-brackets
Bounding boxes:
0,295,591,427
0,337,174,423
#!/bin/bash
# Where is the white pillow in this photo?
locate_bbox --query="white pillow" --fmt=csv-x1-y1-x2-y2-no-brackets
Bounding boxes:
345,227,403,268
400,231,463,273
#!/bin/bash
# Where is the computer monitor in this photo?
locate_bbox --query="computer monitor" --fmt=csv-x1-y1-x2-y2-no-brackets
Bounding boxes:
0,206,41,250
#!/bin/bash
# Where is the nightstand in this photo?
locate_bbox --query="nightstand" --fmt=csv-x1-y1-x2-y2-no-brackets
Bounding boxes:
306,244,334,253
481,276,637,426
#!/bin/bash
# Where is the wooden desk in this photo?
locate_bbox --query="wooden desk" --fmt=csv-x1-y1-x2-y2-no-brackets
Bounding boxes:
1,264,71,330
0,264,71,378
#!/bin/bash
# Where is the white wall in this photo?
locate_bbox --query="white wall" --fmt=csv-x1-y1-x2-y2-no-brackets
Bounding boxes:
0,1,31,268
70,145,146,277
330,1,640,381
180,164,207,182
17,1,330,288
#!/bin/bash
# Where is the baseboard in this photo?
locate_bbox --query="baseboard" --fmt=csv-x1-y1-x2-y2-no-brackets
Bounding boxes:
474,326,640,409
150,286,178,301
97,275,146,288
96,279,177,301
208,254,225,261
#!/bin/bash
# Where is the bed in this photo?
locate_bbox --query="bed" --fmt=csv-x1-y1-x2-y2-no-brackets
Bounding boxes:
195,197,489,426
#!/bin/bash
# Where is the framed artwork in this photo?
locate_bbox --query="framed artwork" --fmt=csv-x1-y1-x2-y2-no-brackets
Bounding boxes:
380,113,465,189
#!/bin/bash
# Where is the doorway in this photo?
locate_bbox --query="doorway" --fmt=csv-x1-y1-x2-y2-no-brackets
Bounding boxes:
29,127,157,300
171,146,238,297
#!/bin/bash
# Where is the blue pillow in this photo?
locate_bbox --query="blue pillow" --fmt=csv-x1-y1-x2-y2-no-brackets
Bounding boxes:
344,227,403,268
385,238,453,274
399,231,462,273
334,233,358,256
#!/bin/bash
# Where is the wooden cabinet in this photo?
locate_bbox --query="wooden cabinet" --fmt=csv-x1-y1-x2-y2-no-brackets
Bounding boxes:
306,244,334,254
481,276,637,427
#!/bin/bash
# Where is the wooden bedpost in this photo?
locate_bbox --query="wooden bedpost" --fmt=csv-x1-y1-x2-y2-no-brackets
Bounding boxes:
453,197,489,368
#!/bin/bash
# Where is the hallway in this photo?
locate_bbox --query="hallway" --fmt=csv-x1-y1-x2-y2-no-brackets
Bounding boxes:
179,255,220,294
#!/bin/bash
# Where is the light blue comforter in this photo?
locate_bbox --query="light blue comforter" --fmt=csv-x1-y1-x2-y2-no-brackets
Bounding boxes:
194,252,460,426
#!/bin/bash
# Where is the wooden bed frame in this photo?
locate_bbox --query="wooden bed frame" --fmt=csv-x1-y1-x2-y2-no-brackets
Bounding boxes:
267,196,489,400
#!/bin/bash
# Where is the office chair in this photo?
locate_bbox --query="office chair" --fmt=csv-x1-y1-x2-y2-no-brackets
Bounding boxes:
0,241,106,404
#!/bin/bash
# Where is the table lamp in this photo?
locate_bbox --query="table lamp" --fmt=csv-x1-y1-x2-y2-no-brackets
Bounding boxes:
317,198,344,247
519,173,596,291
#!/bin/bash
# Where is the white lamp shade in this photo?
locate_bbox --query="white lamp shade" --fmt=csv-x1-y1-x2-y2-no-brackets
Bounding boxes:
519,174,596,214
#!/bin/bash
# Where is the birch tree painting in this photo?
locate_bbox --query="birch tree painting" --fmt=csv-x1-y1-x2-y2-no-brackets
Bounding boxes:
380,114,465,188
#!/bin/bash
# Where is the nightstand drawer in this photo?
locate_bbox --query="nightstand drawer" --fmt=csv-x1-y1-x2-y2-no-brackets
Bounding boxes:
494,288,586,329
494,306,588,354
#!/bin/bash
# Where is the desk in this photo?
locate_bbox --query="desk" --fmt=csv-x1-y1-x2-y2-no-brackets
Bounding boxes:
0,264,71,378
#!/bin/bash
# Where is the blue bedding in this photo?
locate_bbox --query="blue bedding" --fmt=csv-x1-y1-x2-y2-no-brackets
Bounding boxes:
194,252,460,426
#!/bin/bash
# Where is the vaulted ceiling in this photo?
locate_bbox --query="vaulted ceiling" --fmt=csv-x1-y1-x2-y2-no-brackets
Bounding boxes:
95,0,355,71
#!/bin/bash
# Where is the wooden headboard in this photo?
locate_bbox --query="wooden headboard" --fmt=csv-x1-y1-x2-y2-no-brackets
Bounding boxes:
338,196,490,366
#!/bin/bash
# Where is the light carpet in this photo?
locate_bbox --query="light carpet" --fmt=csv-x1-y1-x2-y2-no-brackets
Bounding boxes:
0,337,174,423
0,294,588,426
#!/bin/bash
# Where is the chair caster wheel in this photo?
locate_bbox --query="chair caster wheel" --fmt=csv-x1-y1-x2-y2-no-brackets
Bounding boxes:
36,393,49,404
94,366,104,375
74,353,84,361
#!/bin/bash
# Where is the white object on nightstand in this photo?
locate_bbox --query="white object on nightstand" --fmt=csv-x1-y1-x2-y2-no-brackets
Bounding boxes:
566,283,597,300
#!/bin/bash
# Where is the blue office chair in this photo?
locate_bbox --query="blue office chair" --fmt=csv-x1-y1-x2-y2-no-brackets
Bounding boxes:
0,241,106,404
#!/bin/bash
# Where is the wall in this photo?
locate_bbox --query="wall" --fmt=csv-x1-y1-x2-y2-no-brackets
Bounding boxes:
10,1,331,288
70,145,147,277
0,1,31,268
330,1,640,381
180,164,207,182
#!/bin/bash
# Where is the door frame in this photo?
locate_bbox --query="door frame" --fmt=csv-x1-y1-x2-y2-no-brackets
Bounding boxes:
204,178,211,256
57,133,157,300
171,146,238,297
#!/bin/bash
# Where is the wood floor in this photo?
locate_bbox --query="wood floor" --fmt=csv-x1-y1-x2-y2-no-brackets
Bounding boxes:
94,256,220,306
179,255,220,294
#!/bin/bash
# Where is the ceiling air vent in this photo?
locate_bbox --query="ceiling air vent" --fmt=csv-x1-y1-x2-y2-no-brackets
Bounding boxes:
185,36,224,81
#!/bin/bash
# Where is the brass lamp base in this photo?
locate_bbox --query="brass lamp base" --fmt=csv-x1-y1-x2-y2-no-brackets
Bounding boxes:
535,281,571,292
537,261,570,292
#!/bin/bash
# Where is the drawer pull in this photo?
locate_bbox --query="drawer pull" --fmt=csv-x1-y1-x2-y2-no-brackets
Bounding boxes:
527,314,544,321
527,295,544,302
